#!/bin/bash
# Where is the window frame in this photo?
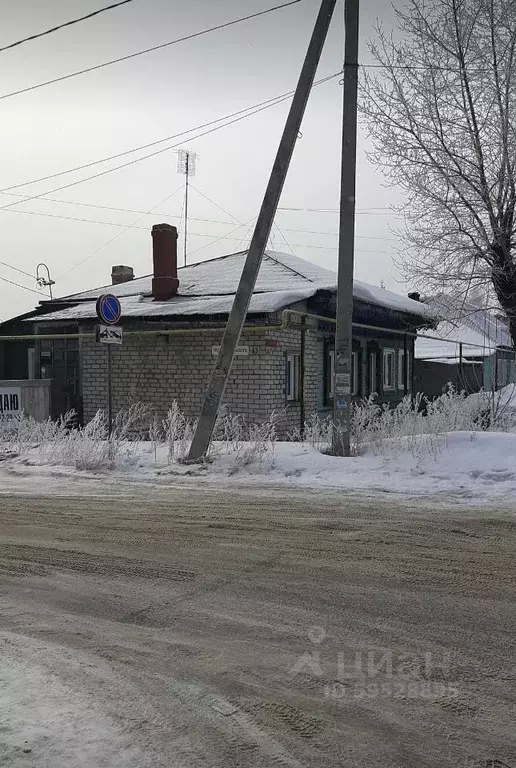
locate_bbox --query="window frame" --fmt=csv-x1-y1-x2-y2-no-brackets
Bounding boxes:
383,348,396,391
398,348,406,391
285,352,301,403
369,350,377,395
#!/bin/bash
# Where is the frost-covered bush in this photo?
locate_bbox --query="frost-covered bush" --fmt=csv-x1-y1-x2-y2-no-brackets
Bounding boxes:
0,403,154,471
288,413,333,452
163,401,196,463
350,384,516,458
231,411,278,473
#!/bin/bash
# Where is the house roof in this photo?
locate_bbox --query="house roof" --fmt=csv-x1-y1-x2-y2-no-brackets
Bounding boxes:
415,294,512,360
27,250,436,324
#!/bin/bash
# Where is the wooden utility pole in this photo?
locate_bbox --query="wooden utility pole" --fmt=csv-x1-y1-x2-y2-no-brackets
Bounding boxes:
332,0,360,456
188,0,337,461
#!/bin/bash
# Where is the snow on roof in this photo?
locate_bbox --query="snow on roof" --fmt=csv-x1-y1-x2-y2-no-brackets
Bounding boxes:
416,294,512,360
34,250,436,323
29,289,319,323
416,323,497,360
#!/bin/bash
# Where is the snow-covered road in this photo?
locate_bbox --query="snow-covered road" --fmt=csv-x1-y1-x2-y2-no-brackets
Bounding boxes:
1,489,515,767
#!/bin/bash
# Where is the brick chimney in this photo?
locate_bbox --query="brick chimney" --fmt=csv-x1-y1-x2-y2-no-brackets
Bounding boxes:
111,265,134,285
151,223,179,300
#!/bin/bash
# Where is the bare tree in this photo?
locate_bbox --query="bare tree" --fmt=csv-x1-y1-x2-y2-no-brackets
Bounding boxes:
360,0,516,346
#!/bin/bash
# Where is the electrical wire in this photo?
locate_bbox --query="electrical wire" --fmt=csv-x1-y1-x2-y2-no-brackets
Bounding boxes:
0,201,401,253
60,184,185,278
278,205,404,216
188,184,243,226
0,259,35,280
0,273,45,296
187,218,256,258
0,1,303,103
0,71,341,213
0,0,136,54
0,194,400,239
0,70,340,194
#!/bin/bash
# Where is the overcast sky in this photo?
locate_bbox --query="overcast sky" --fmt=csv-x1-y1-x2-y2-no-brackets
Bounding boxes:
0,0,401,320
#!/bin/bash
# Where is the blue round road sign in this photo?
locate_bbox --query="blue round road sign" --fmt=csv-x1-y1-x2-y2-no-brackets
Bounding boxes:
96,293,121,325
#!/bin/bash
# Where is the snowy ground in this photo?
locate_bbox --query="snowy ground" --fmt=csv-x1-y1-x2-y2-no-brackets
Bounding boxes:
1,490,515,767
1,430,516,506
0,633,144,768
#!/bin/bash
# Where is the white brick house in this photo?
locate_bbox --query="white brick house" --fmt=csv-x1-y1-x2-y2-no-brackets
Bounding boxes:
0,224,436,435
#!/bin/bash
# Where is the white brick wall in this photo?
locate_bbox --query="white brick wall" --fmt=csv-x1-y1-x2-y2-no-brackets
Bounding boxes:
79,322,324,437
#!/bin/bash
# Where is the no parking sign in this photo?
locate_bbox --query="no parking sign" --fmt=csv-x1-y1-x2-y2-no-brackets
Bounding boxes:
96,294,121,326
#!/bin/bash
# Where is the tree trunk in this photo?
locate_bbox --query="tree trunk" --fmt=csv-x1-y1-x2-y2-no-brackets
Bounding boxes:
491,243,516,349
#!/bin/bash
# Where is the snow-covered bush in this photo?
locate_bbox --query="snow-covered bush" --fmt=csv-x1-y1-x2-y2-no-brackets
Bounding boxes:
231,410,278,473
0,403,154,471
288,413,333,452
213,405,245,452
2,384,514,473
163,401,196,463
350,384,516,458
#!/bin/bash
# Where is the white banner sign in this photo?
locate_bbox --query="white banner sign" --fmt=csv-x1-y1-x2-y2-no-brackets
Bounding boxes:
0,387,21,422
97,325,123,345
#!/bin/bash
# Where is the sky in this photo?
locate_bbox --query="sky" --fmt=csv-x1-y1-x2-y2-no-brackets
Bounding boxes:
0,0,402,321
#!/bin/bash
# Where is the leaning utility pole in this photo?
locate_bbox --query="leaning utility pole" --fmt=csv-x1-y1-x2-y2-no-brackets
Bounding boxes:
188,0,337,461
332,0,360,456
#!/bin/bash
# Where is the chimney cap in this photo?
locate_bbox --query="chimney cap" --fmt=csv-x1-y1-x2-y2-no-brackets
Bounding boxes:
152,222,178,235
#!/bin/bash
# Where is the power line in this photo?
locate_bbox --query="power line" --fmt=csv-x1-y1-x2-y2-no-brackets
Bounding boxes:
0,259,35,280
0,72,341,213
278,205,404,216
0,0,136,54
0,1,303,103
0,273,44,296
60,184,185,278
0,196,401,244
0,70,339,195
189,184,242,226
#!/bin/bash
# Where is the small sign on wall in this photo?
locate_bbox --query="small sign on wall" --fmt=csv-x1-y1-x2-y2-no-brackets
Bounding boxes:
212,345,249,357
0,387,21,422
96,324,123,345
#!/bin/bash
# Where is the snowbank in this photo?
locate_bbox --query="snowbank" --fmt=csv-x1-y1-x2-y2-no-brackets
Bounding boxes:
1,431,516,507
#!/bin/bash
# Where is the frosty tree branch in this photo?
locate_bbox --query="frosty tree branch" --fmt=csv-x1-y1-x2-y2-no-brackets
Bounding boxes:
360,0,516,346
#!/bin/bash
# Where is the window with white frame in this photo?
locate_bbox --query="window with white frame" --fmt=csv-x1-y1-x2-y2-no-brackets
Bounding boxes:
383,348,395,391
398,349,406,391
351,350,360,396
286,353,300,402
369,350,377,395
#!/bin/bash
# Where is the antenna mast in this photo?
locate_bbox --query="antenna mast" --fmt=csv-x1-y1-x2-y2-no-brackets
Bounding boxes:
177,150,197,266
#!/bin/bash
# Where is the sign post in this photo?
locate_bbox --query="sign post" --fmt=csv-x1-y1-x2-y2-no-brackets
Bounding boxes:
95,294,122,436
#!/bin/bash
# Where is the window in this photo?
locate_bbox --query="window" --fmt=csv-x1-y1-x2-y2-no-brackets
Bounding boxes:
286,353,300,402
369,351,377,395
398,349,406,391
351,351,360,396
383,349,395,391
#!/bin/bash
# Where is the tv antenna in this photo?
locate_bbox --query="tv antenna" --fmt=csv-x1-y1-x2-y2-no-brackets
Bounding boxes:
36,263,55,299
177,150,197,266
